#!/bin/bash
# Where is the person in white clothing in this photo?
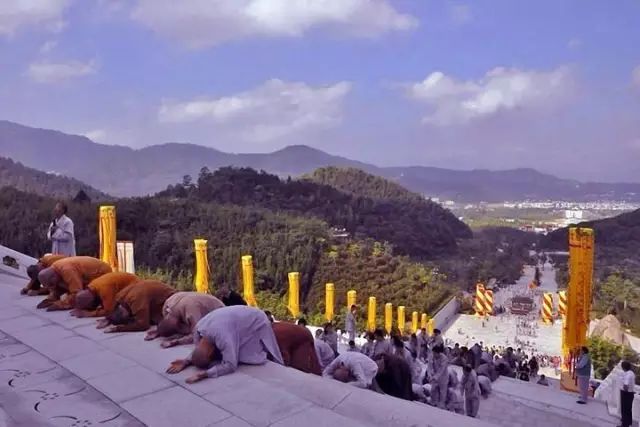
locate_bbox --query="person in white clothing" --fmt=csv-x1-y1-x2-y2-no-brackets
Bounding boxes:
47,202,76,256
323,351,379,389
345,305,357,342
620,361,636,427
314,338,336,369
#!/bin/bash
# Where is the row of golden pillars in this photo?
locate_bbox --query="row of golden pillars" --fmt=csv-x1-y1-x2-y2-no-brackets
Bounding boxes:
99,205,433,333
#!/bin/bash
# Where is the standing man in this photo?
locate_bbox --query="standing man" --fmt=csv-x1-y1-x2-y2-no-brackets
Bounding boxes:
461,365,481,418
576,346,592,404
345,305,357,342
47,202,75,256
620,361,636,427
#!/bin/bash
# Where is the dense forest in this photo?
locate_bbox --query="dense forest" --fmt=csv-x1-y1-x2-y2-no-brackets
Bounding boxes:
160,167,472,259
0,157,107,201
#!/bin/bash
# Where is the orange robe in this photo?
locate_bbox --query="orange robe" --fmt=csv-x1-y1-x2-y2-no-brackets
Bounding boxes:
272,322,322,375
112,280,176,332
50,256,112,309
24,254,67,293
85,272,140,317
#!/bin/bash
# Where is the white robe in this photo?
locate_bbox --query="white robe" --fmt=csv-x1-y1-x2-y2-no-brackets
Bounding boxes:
323,351,379,389
47,214,76,256
314,339,336,369
191,306,284,378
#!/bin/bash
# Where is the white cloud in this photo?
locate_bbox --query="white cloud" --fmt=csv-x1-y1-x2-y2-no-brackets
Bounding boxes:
0,0,71,37
40,40,58,53
632,65,640,91
449,4,472,25
405,66,574,126
131,0,417,49
159,79,351,142
83,129,107,142
27,59,98,83
568,38,582,49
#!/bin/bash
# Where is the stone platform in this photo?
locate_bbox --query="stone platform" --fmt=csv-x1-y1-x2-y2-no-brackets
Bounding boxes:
0,273,493,427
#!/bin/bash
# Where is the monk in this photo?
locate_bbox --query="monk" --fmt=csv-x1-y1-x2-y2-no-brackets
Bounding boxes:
37,256,112,310
71,272,140,320
323,351,379,389
145,292,224,348
166,306,284,384
272,322,322,375
103,280,176,333
21,254,66,296
374,353,414,401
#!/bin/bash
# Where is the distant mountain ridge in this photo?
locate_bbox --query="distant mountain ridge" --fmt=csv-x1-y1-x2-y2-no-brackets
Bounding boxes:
1,120,638,201
0,156,108,201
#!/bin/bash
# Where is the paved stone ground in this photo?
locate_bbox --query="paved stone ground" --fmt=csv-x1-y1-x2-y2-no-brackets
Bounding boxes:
0,273,494,427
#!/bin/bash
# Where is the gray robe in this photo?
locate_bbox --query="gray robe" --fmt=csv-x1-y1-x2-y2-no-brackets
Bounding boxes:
47,214,76,256
461,369,481,417
314,339,336,369
163,292,225,345
191,306,284,378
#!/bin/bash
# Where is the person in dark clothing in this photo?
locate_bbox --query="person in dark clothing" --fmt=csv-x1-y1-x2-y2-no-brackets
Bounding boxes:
216,286,247,306
373,353,414,401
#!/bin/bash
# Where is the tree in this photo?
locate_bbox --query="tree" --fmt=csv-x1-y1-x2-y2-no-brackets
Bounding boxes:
588,336,640,384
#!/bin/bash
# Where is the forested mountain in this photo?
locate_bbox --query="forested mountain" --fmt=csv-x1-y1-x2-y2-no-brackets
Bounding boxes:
305,166,424,202
159,167,472,258
2,120,638,201
0,157,107,201
0,186,453,321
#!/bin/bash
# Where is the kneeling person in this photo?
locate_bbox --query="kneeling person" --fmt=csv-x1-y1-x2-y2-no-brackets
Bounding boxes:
272,322,322,375
146,292,225,347
21,254,66,296
104,280,176,332
166,306,284,383
323,351,379,389
73,272,140,319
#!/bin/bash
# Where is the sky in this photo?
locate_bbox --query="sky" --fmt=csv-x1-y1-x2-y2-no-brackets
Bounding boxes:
0,0,639,182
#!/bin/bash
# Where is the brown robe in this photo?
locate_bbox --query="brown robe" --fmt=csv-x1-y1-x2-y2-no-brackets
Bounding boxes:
112,280,176,332
23,254,67,294
375,353,414,401
272,322,322,375
85,272,140,317
161,292,225,345
49,256,112,309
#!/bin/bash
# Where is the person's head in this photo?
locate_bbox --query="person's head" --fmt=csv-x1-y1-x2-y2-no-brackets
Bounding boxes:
517,348,522,353
315,329,323,339
106,303,131,325
297,318,307,327
507,347,513,354
392,336,404,349
366,332,374,342
157,317,179,337
463,365,473,374
27,264,43,281
420,328,427,335
191,338,218,369
332,364,354,383
434,329,441,336
53,202,67,219
350,304,357,313
324,322,334,334
580,346,589,356
622,361,632,372
410,333,417,342
454,343,459,349
373,328,385,341
74,289,98,310
38,267,61,289
433,345,444,354
216,286,230,299
348,340,356,348
539,374,546,380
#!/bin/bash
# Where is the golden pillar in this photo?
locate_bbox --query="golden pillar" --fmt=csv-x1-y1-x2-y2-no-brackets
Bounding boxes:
384,303,393,334
347,290,357,310
98,206,118,270
193,239,209,293
241,255,257,307
421,313,429,330
325,283,335,322
475,283,485,316
397,306,406,334
428,318,435,335
563,227,594,363
558,290,567,318
288,272,300,319
411,311,419,333
367,297,376,332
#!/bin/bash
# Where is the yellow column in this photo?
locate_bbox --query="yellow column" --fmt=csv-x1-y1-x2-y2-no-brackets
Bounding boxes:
475,283,485,317
411,311,419,333
288,272,300,319
563,227,594,364
347,290,357,309
241,255,257,307
421,313,428,330
384,303,393,334
541,293,553,324
325,283,335,322
397,306,406,334
484,290,494,316
193,239,209,294
428,318,435,335
558,290,567,318
367,297,376,332
98,206,118,270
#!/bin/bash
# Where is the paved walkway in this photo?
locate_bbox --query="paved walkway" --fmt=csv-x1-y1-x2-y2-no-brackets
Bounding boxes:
0,273,493,427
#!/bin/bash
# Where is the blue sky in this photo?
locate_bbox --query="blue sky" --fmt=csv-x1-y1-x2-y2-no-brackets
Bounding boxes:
0,0,639,182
